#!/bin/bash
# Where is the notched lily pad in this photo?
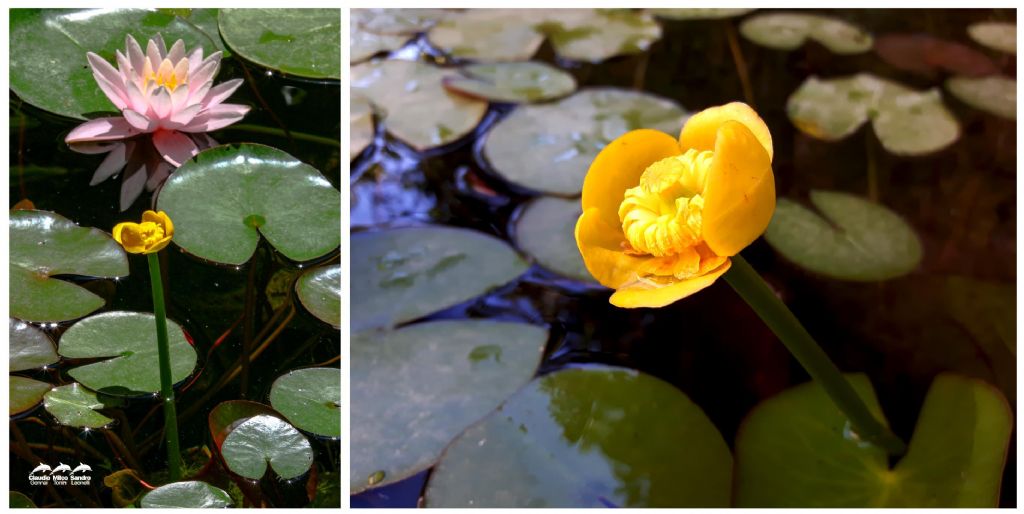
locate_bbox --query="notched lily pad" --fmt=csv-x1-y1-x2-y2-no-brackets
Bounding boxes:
10,319,58,371
946,76,1016,120
269,367,341,438
140,481,232,508
43,383,113,429
296,265,341,328
10,376,52,417
741,13,872,54
968,22,1016,54
444,62,577,103
221,414,314,480
218,9,341,79
514,197,596,283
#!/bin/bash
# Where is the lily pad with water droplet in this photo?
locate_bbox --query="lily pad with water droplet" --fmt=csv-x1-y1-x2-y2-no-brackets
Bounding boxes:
221,414,314,480
765,191,922,281
10,376,52,416
296,265,341,328
351,94,375,159
58,311,197,396
424,366,732,507
946,76,1016,120
352,320,548,493
968,22,1016,54
444,62,577,103
649,8,755,20
10,210,129,323
735,373,1012,507
10,319,58,371
484,88,688,196
157,143,340,266
269,367,341,438
218,9,341,79
740,13,873,54
351,226,528,332
427,9,547,62
43,383,113,429
537,9,663,62
514,197,596,283
140,481,233,508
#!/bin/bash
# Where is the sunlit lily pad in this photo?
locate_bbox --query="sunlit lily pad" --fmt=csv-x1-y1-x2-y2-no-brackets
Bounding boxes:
269,367,341,438
10,210,128,323
10,319,58,371
968,22,1016,54
735,373,1012,507
43,383,113,429
427,9,546,62
538,9,663,62
514,197,595,283
946,76,1016,120
787,74,960,155
351,226,528,332
10,491,36,508
350,21,410,64
296,265,341,328
354,8,449,35
140,481,233,508
352,320,548,493
58,311,197,396
351,94,375,159
740,13,873,54
425,366,732,507
10,377,52,416
221,414,314,480
351,60,489,151
444,62,577,103
218,9,341,79
765,191,922,281
157,143,341,266
484,88,687,195
649,8,755,20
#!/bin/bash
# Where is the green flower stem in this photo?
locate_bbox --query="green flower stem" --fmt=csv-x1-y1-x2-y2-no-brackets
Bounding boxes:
222,124,340,148
724,254,907,456
147,252,182,481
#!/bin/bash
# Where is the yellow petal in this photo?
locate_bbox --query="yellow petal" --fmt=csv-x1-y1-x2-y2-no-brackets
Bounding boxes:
142,210,174,237
679,102,773,161
113,222,148,254
576,208,653,289
147,237,172,253
610,259,732,308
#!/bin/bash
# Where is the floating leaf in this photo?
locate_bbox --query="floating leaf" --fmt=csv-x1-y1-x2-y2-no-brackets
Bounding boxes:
10,210,128,323
209,400,278,446
269,367,341,438
9,492,36,508
537,9,662,62
221,414,314,480
968,22,1016,54
296,265,341,328
43,383,113,428
140,481,232,508
350,21,409,64
351,60,488,151
765,191,923,281
58,311,197,396
514,197,595,283
351,94,375,159
218,9,341,79
874,34,998,78
157,144,340,266
740,13,872,54
352,320,548,493
649,8,755,20
428,9,546,62
10,377,51,416
10,319,58,371
946,76,1016,120
353,8,449,35
444,62,577,103
351,226,528,332
734,373,1012,507
484,88,687,195
425,366,732,507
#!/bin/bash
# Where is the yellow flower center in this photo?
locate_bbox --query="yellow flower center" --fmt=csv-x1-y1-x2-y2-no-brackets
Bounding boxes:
136,221,167,246
618,149,714,257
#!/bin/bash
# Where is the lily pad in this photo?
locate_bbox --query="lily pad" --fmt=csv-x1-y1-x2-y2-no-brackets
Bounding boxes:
43,383,113,429
484,88,688,195
537,9,663,62
9,9,219,119
296,265,341,328
10,319,58,371
968,22,1016,54
513,197,596,283
351,59,489,151
765,191,923,281
740,13,873,54
427,9,546,62
140,481,232,508
10,210,128,323
424,366,732,507
946,76,1016,120
218,9,341,79
874,34,998,78
352,320,548,493
350,21,410,64
10,377,52,416
734,373,1012,507
444,62,577,103
787,74,960,155
157,144,340,266
649,8,755,20
10,492,36,508
351,94,375,159
269,367,341,438
58,311,197,396
353,8,449,35
221,414,314,480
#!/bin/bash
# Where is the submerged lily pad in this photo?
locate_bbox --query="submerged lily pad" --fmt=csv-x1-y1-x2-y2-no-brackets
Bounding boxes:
538,9,663,62
157,144,340,265
765,191,923,281
10,377,52,416
351,94,375,159
221,414,314,480
10,210,128,323
58,311,197,396
946,76,1016,120
484,88,687,195
968,22,1016,54
649,8,755,20
787,74,960,155
427,9,546,62
352,320,547,493
444,62,577,103
296,265,341,328
43,383,113,428
425,366,732,507
351,226,528,332
10,319,58,371
734,373,1012,507
140,481,233,508
874,34,998,78
269,367,341,438
351,60,489,151
740,13,873,54
218,9,341,79
514,197,595,283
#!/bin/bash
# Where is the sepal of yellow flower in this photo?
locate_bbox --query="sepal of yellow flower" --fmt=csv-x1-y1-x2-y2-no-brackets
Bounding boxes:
113,210,174,254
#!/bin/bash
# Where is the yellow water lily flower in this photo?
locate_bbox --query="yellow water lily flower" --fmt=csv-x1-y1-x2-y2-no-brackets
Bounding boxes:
576,102,775,308
113,210,174,254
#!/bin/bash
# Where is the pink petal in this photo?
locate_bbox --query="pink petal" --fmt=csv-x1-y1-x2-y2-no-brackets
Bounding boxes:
153,33,168,58
201,78,243,108
146,162,172,191
187,47,204,72
188,52,222,93
69,141,119,154
89,142,129,185
87,53,129,110
168,104,202,128
166,39,186,64
65,117,140,143
146,38,163,71
153,130,199,167
170,84,191,113
123,109,156,131
125,80,149,113
188,79,212,106
149,87,173,120
126,35,146,75
120,163,148,211
115,50,131,77
192,133,219,150
178,104,250,133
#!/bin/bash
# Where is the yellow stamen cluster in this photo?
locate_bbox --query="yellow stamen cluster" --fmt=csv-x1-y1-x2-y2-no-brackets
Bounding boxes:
134,221,167,246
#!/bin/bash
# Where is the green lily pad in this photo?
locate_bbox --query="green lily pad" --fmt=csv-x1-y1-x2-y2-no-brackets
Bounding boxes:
351,94,375,159
968,22,1016,54
140,481,232,508
269,367,341,438
352,320,548,493
537,10,663,62
10,319,58,371
513,197,596,283
649,8,755,20
296,265,341,328
10,376,52,416
484,88,687,195
946,76,1016,120
425,366,732,507
351,59,489,151
787,74,960,155
10,492,36,508
43,383,113,429
10,210,128,323
218,9,341,79
221,414,314,480
734,373,1012,507
354,8,449,35
428,9,546,62
350,21,410,63
351,226,528,332
9,8,219,119
740,13,873,54
157,144,341,266
765,191,923,281
58,311,197,396
444,62,577,103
